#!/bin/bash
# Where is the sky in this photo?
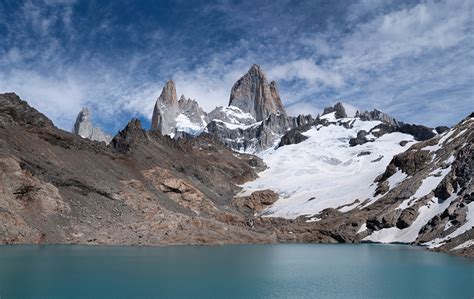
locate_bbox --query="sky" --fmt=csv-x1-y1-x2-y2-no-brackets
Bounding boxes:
0,0,473,134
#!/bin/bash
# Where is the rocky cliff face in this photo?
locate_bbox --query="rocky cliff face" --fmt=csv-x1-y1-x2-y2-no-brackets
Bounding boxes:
151,80,180,135
147,65,314,153
146,66,442,154
72,108,112,144
204,65,296,152
363,115,473,255
228,64,287,121
322,102,348,119
151,81,208,137
356,109,399,127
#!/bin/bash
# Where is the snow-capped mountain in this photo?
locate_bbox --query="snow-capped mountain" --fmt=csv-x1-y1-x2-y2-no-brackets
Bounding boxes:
149,65,312,152
60,64,474,256
237,111,472,254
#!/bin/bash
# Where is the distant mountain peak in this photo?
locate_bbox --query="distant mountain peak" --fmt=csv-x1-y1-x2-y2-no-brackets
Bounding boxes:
228,64,287,121
151,80,208,137
72,107,112,144
151,79,179,135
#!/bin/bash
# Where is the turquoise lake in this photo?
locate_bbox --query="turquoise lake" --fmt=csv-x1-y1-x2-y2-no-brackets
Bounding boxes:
0,244,472,298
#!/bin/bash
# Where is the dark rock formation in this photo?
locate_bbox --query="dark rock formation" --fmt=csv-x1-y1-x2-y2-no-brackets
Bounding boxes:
290,114,314,127
398,123,436,141
349,130,371,146
278,131,309,147
396,208,419,229
0,93,53,128
278,124,312,148
356,109,399,127
322,102,347,119
369,123,397,138
111,119,149,153
435,126,450,134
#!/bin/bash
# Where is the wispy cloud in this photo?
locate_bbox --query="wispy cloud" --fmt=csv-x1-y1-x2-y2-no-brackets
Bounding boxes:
0,0,472,134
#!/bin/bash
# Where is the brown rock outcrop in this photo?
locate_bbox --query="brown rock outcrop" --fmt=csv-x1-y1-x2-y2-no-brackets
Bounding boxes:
232,190,279,215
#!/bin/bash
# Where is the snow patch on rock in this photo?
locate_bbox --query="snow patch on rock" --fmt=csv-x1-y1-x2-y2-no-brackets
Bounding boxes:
364,195,456,244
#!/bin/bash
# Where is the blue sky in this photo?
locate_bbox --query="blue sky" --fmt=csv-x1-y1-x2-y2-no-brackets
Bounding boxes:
0,0,472,134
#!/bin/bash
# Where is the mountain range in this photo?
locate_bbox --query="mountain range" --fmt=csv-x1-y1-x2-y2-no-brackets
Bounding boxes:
1,65,472,257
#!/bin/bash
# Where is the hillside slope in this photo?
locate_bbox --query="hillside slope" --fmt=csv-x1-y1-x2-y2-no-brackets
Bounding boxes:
0,93,270,246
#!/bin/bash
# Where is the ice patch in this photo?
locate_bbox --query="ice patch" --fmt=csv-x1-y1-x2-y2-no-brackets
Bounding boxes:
398,166,451,210
422,128,457,152
213,119,262,130
451,240,474,251
240,118,414,218
320,112,336,121
424,202,474,248
357,223,367,234
387,170,407,190
444,221,453,231
306,217,321,223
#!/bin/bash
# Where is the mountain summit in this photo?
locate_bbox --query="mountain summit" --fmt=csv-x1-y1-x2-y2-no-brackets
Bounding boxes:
229,64,287,121
72,107,112,144
150,80,208,137
151,80,180,135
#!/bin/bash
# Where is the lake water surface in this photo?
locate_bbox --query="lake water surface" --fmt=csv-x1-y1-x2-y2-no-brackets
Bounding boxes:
0,244,472,298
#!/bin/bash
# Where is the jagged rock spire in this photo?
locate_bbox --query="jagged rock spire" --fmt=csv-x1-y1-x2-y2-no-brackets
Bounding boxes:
72,107,112,144
73,107,93,138
151,80,208,136
229,64,287,121
151,80,179,135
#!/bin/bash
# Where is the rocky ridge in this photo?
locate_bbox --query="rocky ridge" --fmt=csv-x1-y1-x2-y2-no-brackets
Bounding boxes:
0,93,272,246
143,66,442,153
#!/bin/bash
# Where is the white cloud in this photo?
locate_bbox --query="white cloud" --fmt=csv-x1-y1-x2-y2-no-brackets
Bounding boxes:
298,34,332,56
336,0,472,72
346,0,393,22
269,58,344,88
0,0,472,131
170,58,255,112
